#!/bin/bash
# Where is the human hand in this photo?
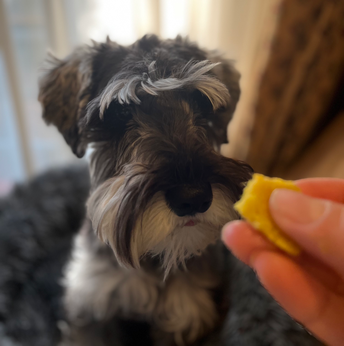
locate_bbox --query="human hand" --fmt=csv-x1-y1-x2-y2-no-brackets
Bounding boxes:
222,178,344,346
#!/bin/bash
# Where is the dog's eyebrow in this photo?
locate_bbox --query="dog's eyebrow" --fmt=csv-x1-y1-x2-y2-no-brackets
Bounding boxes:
99,60,230,118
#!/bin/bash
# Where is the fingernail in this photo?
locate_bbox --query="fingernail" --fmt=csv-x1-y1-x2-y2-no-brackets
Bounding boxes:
270,189,326,225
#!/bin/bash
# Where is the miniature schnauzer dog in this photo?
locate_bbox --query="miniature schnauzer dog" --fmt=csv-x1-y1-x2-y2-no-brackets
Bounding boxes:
38,35,252,345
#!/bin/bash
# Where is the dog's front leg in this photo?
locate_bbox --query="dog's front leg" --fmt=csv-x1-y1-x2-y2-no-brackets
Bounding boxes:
154,271,219,346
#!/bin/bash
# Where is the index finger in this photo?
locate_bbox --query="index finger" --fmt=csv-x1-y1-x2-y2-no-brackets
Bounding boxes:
296,178,344,204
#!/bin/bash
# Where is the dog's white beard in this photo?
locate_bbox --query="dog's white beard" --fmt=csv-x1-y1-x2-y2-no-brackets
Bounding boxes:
131,187,236,276
88,177,237,276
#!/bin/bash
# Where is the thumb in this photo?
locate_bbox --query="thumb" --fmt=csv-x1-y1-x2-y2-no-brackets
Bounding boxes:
270,189,344,278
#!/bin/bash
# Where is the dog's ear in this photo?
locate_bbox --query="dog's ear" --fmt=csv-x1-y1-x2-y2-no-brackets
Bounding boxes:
211,57,241,115
207,56,241,144
38,49,93,157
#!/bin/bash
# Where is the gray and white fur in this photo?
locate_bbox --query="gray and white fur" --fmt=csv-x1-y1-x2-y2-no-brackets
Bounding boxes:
39,34,252,345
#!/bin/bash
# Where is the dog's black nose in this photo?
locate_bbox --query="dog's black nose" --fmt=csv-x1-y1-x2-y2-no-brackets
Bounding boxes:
165,183,213,217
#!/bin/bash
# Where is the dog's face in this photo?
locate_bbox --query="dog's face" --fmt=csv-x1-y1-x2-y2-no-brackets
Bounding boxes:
39,35,252,274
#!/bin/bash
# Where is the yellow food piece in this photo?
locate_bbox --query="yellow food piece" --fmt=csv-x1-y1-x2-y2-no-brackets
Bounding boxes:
234,173,301,256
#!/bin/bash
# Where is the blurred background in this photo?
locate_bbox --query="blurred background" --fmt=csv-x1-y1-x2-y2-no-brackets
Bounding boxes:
0,0,280,184
0,0,343,191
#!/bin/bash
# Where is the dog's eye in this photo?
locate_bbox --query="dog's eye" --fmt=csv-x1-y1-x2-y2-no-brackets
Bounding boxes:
191,90,213,114
102,102,132,135
194,110,215,126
